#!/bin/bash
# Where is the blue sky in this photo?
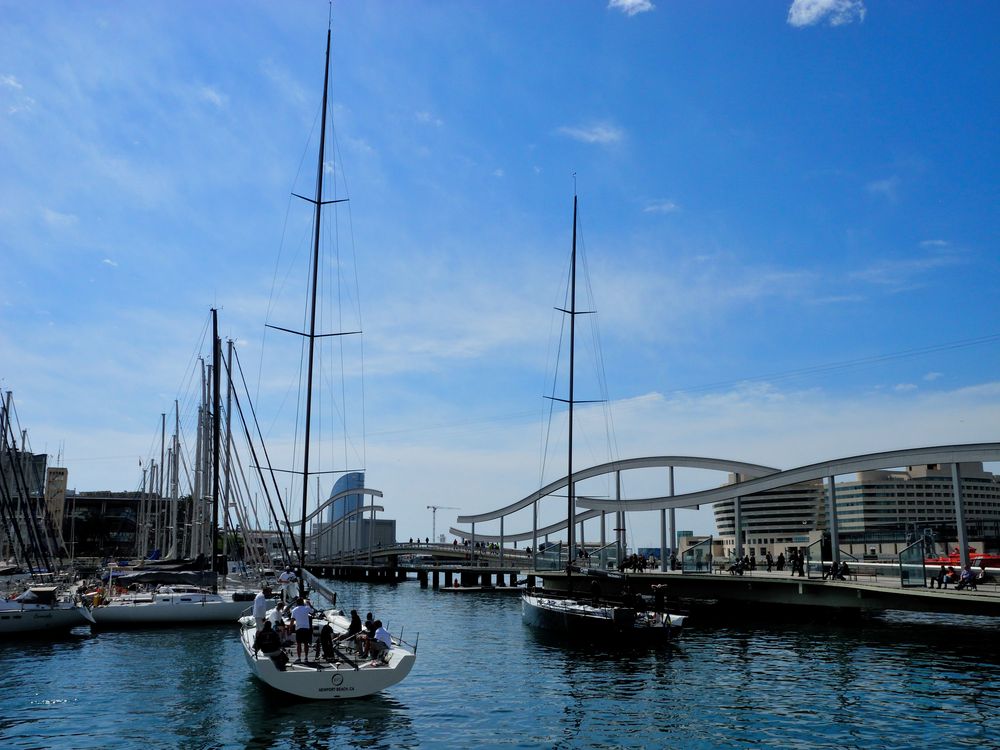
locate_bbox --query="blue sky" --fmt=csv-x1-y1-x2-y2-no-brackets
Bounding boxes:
1,0,997,548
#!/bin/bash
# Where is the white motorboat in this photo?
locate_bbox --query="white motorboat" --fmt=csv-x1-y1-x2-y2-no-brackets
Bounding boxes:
0,585,94,634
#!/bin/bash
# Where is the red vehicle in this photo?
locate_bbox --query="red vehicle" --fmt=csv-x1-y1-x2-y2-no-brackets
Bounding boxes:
925,547,1000,569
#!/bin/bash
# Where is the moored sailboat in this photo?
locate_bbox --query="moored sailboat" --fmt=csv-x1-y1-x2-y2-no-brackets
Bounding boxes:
520,195,686,641
238,22,415,700
0,585,94,634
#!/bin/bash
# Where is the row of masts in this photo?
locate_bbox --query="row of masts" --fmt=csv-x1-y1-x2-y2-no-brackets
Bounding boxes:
132,312,288,579
0,390,66,576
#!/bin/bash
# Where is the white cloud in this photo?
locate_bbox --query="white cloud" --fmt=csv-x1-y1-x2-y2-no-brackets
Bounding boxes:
787,0,866,27
102,258,118,267
198,86,225,108
3,74,34,114
866,175,899,202
893,383,917,392
493,168,505,178
643,200,679,214
415,110,443,127
924,372,943,382
41,208,78,227
920,239,949,248
556,122,623,144
850,250,963,290
608,0,655,16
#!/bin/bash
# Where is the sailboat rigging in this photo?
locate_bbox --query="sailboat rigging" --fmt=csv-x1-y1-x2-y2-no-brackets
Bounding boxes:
521,194,687,641
238,22,415,700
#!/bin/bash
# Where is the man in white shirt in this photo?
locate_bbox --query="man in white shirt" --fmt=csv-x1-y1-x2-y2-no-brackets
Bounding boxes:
369,620,392,663
277,566,298,603
290,598,315,662
252,589,268,631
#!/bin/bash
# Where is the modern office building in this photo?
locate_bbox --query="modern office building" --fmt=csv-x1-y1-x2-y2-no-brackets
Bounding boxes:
310,472,396,560
714,478,825,559
714,463,1000,559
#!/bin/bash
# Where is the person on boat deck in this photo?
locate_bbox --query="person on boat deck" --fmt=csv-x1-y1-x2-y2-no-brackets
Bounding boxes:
368,620,392,662
252,621,288,671
651,583,668,612
277,566,298,603
358,612,376,657
589,579,601,606
335,609,363,645
290,598,315,662
252,589,268,632
315,620,336,660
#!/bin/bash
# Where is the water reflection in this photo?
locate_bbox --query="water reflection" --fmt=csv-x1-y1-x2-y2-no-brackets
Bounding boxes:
239,679,415,750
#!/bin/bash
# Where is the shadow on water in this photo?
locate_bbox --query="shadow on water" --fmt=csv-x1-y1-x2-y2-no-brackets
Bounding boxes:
238,678,416,750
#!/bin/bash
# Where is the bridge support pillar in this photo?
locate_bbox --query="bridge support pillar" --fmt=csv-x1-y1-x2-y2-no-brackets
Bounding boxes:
733,473,743,559
952,463,970,569
432,570,439,589
826,476,841,565
418,570,428,588
445,571,453,587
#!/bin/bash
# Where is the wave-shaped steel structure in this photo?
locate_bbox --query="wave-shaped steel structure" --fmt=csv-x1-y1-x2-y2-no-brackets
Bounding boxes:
449,443,1000,544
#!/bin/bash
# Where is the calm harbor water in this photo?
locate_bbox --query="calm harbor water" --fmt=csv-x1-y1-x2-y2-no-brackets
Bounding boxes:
3,579,999,749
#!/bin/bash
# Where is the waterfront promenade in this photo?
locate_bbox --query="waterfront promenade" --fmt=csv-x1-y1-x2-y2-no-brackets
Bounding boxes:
312,544,1000,619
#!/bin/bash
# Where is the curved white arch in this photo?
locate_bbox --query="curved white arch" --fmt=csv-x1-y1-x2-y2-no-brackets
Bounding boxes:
447,443,1000,541
578,443,1000,512
295,486,384,525
305,504,385,535
447,509,606,544
455,456,778,525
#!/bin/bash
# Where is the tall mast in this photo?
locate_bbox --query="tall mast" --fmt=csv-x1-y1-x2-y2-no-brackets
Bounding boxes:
170,400,179,556
211,308,221,591
567,195,578,565
224,338,234,567
299,27,333,594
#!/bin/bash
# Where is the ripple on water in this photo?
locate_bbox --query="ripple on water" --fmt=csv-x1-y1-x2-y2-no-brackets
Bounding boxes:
1,583,998,749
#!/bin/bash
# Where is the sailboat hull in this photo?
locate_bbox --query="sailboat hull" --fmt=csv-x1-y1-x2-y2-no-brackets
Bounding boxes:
89,587,263,627
0,602,92,634
239,615,415,700
522,592,684,642
91,599,250,626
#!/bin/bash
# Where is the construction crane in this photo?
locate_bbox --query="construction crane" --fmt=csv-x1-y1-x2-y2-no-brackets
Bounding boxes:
426,505,460,544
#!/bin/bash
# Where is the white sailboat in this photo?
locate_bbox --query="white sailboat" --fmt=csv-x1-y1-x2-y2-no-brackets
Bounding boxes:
239,23,416,700
521,195,687,641
89,311,279,628
0,585,94,634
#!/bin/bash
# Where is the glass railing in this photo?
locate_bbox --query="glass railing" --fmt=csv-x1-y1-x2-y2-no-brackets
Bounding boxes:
898,539,927,588
534,542,566,571
584,541,620,571
681,536,713,573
